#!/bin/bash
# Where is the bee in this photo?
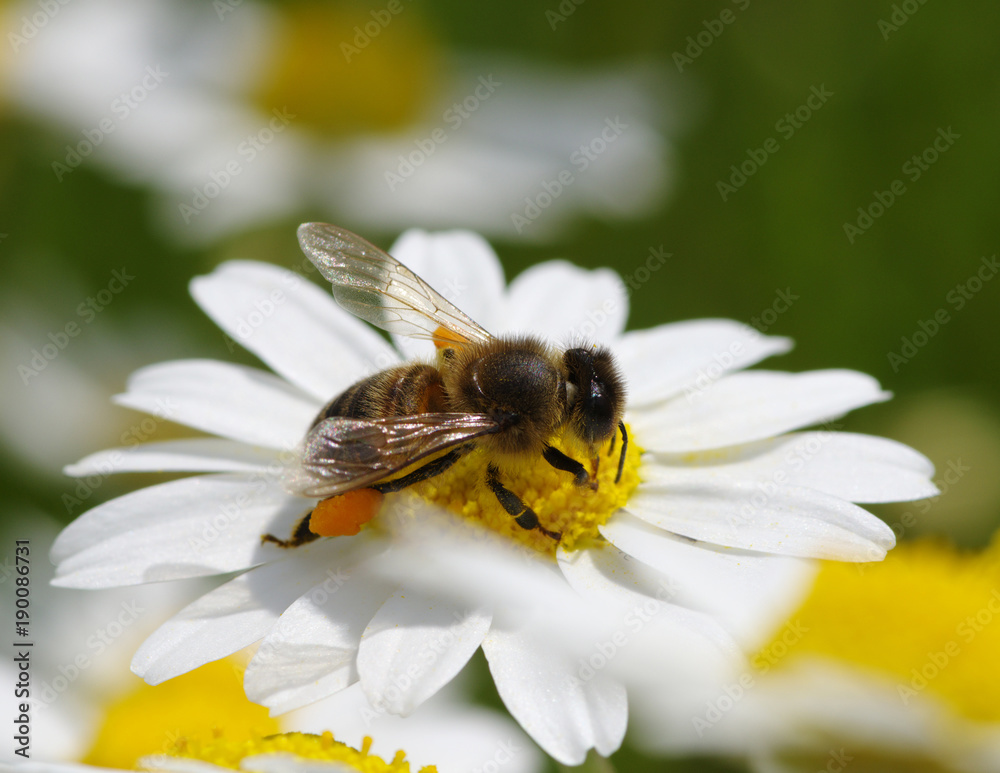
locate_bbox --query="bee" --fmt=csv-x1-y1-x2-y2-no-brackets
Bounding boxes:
264,223,627,548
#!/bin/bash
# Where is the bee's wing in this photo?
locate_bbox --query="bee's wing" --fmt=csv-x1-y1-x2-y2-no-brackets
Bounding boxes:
288,413,500,499
298,222,493,348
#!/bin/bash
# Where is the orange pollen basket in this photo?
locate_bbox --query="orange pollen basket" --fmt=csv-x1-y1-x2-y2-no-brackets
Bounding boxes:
310,489,385,537
432,326,469,350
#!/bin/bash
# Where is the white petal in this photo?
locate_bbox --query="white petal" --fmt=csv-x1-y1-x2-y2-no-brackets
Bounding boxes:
616,319,793,407
51,474,306,587
557,542,744,660
482,627,627,765
114,359,319,449
632,370,890,453
190,260,398,402
132,537,375,684
357,591,491,716
65,438,281,476
243,570,393,714
237,757,355,773
626,479,896,561
387,229,506,360
368,508,617,644
600,512,817,650
502,261,628,344
647,432,938,504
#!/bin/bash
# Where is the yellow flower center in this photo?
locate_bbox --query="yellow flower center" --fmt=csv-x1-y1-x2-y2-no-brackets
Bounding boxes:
755,537,1000,722
155,731,436,773
83,659,278,769
82,659,433,772
253,3,439,136
405,425,642,556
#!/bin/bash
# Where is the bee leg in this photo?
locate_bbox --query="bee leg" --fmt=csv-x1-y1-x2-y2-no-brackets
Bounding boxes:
371,447,467,494
615,422,628,484
542,445,590,487
486,464,562,541
262,510,320,549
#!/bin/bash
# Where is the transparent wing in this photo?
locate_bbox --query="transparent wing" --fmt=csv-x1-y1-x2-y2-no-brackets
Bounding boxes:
298,222,493,347
287,413,500,499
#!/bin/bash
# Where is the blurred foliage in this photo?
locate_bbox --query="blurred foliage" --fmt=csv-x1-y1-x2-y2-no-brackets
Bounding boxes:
2,1,999,770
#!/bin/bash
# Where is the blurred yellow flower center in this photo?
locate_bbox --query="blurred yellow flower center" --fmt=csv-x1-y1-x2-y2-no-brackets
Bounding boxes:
254,3,439,136
159,731,436,773
756,538,1000,722
83,659,278,769
408,425,642,556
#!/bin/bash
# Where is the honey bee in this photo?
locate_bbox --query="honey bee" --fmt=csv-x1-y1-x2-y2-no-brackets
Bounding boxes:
264,223,627,548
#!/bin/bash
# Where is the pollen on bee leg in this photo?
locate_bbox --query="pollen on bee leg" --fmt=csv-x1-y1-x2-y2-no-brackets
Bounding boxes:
310,489,384,537
432,325,468,350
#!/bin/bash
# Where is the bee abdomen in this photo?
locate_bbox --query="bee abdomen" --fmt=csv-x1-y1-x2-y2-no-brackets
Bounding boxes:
311,364,445,426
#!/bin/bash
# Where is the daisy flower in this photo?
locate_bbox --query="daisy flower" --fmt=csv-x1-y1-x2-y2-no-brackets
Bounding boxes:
52,224,936,764
2,0,674,244
5,519,536,773
630,535,1000,773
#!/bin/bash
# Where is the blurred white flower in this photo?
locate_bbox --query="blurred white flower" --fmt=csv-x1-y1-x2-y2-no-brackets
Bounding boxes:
50,225,935,764
630,539,1000,773
1,0,680,244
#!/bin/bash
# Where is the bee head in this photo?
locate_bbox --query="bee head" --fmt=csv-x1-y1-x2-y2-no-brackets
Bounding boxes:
562,346,625,449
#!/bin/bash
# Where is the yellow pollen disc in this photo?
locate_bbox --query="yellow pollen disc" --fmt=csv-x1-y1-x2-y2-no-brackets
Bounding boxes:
406,425,642,556
83,659,278,769
160,731,437,773
252,4,439,136
754,536,1000,722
